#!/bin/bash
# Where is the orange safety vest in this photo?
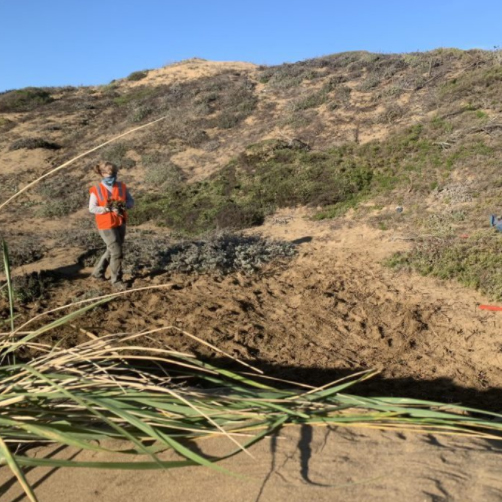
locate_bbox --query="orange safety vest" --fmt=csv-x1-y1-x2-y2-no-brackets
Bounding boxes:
89,182,128,230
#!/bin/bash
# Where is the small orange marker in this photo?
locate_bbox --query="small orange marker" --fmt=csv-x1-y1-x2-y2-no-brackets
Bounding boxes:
479,305,502,311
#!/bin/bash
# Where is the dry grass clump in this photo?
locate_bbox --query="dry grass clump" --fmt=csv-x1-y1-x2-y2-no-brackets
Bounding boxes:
357,73,382,92
0,117,16,132
35,175,87,217
258,63,316,89
129,104,154,123
386,230,502,300
334,85,352,105
439,66,502,108
9,137,61,151
376,103,405,124
101,141,136,169
431,183,473,204
143,157,185,187
127,70,149,81
203,77,258,129
0,174,21,201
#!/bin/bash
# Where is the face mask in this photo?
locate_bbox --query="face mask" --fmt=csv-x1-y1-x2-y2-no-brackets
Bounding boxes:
102,175,116,187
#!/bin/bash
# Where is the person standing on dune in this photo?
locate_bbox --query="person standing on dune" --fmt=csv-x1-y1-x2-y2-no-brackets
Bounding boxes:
88,161,134,290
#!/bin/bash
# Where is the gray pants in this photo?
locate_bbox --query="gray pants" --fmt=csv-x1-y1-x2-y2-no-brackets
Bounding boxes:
93,225,126,284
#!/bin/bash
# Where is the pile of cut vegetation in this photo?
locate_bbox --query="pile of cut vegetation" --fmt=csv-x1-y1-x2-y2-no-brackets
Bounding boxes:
157,233,297,275
3,319,502,502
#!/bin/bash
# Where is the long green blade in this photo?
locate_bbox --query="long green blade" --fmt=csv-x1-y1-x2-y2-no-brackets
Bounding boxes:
19,365,161,465
90,396,233,475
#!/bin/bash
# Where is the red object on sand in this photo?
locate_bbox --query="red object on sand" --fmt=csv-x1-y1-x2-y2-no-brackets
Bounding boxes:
460,234,469,238
479,305,502,311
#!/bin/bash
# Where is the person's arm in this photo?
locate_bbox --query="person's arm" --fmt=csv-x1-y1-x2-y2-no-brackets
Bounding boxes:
89,193,110,214
125,189,134,209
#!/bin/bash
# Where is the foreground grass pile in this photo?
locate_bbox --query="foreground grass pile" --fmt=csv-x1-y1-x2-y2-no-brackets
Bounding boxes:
3,321,502,501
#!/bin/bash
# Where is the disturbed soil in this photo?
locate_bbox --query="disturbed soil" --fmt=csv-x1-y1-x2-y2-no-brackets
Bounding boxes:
16,209,502,410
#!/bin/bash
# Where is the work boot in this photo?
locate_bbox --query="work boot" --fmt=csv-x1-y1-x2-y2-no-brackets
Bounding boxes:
91,273,107,281
112,281,127,292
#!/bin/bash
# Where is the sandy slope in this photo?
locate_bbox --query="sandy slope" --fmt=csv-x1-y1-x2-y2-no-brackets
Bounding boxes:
121,59,257,89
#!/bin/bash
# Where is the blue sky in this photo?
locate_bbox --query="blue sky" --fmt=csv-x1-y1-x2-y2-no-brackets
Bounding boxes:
1,0,501,91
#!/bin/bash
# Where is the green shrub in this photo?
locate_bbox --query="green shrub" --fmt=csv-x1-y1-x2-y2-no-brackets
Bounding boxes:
129,105,153,122
200,78,257,128
334,85,352,105
129,185,266,234
386,231,502,300
129,141,377,234
291,90,329,111
258,64,310,88
126,194,168,227
377,104,404,124
313,196,366,220
127,70,149,81
0,87,53,112
357,74,381,91
39,199,84,218
216,112,243,129
130,124,465,234
113,87,156,106
439,66,502,105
